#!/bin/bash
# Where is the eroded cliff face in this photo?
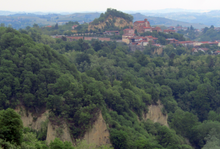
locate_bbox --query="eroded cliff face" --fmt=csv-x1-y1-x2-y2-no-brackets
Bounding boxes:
143,100,169,127
15,106,72,144
15,106,49,130
88,16,133,31
153,47,163,55
46,121,73,144
15,106,111,147
83,111,111,146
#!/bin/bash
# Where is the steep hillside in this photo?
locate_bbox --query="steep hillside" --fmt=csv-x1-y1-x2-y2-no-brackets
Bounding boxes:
88,15,133,31
14,105,111,146
50,35,220,149
0,26,194,149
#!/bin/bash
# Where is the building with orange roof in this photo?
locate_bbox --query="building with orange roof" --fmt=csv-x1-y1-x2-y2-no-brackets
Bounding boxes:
214,50,220,55
143,27,152,32
166,38,179,44
146,36,158,43
122,27,135,44
178,41,194,46
133,19,151,33
152,27,162,32
123,28,135,35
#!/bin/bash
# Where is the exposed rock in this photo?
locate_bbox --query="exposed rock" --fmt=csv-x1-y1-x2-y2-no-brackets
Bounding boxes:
15,106,72,144
46,121,73,144
83,111,111,147
15,105,48,130
143,100,169,127
88,16,133,31
153,47,163,55
15,106,111,147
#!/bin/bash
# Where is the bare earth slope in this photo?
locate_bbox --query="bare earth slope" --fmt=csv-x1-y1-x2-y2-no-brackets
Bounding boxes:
143,100,169,127
15,106,111,147
88,16,133,31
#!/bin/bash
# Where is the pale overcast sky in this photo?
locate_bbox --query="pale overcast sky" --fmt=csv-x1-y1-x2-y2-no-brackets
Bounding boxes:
0,0,218,12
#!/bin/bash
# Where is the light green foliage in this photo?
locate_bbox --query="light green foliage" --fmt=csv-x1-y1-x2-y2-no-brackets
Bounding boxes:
21,132,48,149
202,128,220,149
49,138,74,149
75,139,113,149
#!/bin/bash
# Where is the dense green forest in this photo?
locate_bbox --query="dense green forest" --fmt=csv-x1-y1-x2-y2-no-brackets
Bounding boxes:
1,25,220,149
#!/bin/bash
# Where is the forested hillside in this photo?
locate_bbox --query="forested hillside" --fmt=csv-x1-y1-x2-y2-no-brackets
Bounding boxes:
1,25,220,149
47,28,220,149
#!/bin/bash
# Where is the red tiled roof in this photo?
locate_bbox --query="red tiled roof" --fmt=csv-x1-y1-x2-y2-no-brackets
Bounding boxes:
215,51,220,53
144,27,152,29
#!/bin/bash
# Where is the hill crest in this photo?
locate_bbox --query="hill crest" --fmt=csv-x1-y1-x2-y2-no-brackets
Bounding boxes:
88,15,133,31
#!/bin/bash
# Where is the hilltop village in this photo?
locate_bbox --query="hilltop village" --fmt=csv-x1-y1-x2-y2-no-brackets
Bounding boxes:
52,18,220,55
121,19,220,54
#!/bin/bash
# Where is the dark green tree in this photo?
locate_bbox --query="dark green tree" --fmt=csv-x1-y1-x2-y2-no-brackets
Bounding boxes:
0,108,23,146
